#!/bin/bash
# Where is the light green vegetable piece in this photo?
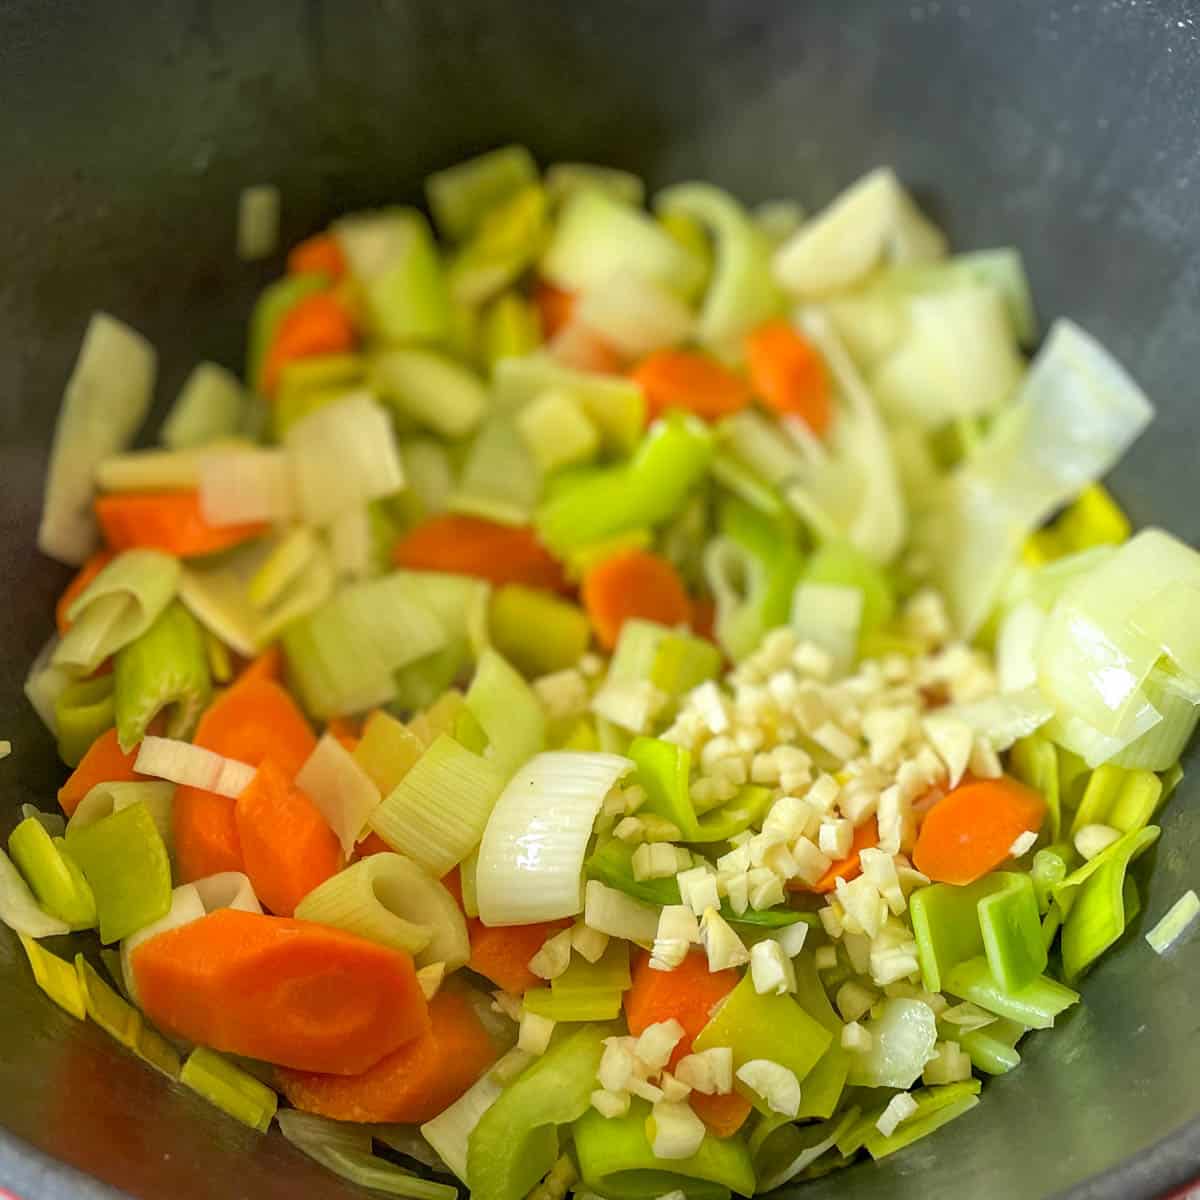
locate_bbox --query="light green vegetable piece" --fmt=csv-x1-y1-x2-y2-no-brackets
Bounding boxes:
8,818,97,929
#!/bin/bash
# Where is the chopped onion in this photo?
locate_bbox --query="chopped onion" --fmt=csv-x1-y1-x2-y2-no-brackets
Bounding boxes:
476,752,632,926
845,998,938,1089
198,448,294,526
134,735,254,798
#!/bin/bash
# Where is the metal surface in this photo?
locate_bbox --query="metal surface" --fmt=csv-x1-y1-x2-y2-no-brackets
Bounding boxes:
1,1,1199,1197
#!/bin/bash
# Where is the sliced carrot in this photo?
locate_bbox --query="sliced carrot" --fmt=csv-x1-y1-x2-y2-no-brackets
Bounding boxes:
132,907,427,1074
581,549,691,652
789,816,880,895
625,949,738,1070
55,550,116,635
262,291,356,397
631,350,753,424
690,1089,753,1138
467,918,573,994
276,988,497,1123
913,776,1046,886
235,759,342,917
174,677,318,883
744,319,832,435
57,726,145,817
393,514,568,593
237,645,283,687
532,279,575,340
287,232,347,280
96,491,267,558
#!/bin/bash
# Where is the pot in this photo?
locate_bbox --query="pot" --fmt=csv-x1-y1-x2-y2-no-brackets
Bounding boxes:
1,2,1198,1197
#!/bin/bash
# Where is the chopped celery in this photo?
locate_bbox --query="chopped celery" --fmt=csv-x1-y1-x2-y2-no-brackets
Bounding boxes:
39,313,156,564
1009,733,1062,843
573,1100,755,1199
545,162,645,209
1070,763,1162,837
524,942,631,1022
113,602,212,751
353,710,425,794
19,935,87,1020
803,539,894,637
693,973,833,1107
465,649,545,775
180,1046,277,1132
53,549,181,677
335,208,450,343
943,956,1079,1029
516,390,601,473
482,292,542,370
8,818,96,929
628,736,700,840
861,1082,982,1160
790,952,850,1119
54,675,115,768
245,273,329,392
467,1022,610,1200
75,953,141,1049
977,872,1046,991
448,183,547,306
957,1018,1024,1075
426,145,538,242
372,349,488,440
489,585,590,677
64,802,172,944
909,876,1003,992
368,734,506,877
163,362,246,449
451,414,542,525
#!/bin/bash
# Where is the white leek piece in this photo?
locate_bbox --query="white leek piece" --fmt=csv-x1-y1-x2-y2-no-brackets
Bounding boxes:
198,448,295,526
69,781,175,854
465,649,546,776
476,751,631,926
192,872,262,915
23,639,71,735
372,349,488,440
295,734,383,857
134,736,255,798
938,688,1055,752
39,313,156,564
575,271,694,358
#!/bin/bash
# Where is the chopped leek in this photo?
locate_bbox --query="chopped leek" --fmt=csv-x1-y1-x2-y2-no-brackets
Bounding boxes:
95,446,212,492
910,875,1006,993
53,550,181,677
545,162,644,209
465,649,546,775
789,952,850,1119
604,619,721,706
24,638,72,735
65,802,172,944
295,734,382,856
943,956,1079,1029
372,349,488,439
20,935,87,1020
694,785,773,844
368,734,506,877
575,271,694,359
8,818,96,929
54,675,115,768
803,539,895,636
1070,764,1162,838
1009,733,1062,842
489,585,590,678
977,872,1046,992
163,362,246,449
353,709,425,794
516,390,601,473
956,1017,1024,1076
791,583,863,676
198,447,295,526
861,1081,981,1160
447,183,547,307
180,1046,277,1132
134,735,254,798
482,292,542,370
75,953,142,1049
1146,890,1200,955
427,145,538,242
628,736,699,841
0,847,70,939
451,414,542,525
476,751,631,926
113,602,212,750
39,312,156,564
524,941,631,1022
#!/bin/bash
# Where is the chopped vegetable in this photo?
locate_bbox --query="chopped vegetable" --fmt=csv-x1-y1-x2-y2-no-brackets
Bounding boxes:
96,491,267,558
582,550,691,652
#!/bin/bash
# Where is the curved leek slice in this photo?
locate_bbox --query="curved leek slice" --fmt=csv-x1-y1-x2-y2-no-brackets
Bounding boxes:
575,271,694,359
192,872,262,915
54,675,115,768
134,736,254,798
198,448,294,527
943,956,1079,1029
427,145,537,242
68,781,174,857
7,818,96,929
656,182,782,356
476,751,631,926
628,736,698,840
465,649,546,776
1009,734,1062,843
162,362,246,449
452,414,541,525
1070,764,1162,839
0,849,71,938
295,734,382,857
20,935,86,1018
25,637,72,736
373,349,488,440
53,550,180,677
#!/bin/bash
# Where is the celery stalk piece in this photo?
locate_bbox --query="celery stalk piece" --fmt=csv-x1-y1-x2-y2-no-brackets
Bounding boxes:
75,953,142,1049
7,819,97,929
977,872,1047,992
0,849,70,939
489,585,590,678
54,675,116,768
19,935,87,1020
368,734,507,877
181,1046,278,1132
545,163,645,210
909,876,1006,992
541,189,705,298
335,208,450,342
467,1022,611,1200
574,1099,755,1199
693,973,832,1106
447,184,548,307
353,710,426,795
65,802,172,944
790,952,850,1120
628,736,700,840
656,182,783,357
944,955,1079,1028
163,362,246,449
465,649,546,776
54,550,182,677
1070,763,1163,837
481,293,543,373
39,313,156,564
113,602,212,751
1009,733,1062,843
245,272,329,392
451,414,542,525
862,1082,982,1160
426,145,538,242
372,349,488,440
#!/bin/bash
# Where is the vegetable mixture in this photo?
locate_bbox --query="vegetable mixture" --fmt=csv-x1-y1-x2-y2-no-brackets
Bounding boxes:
9,146,1200,1199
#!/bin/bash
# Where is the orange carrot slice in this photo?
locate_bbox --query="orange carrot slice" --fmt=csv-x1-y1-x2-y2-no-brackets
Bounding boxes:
532,279,576,340
467,918,573,994
287,233,347,279
262,292,356,397
789,816,880,895
744,319,832,435
691,1089,753,1138
57,726,146,817
96,491,267,558
581,548,691,651
631,350,753,424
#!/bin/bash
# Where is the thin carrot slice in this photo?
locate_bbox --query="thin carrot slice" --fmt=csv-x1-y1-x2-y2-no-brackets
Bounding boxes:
913,776,1046,886
287,233,347,280
262,292,356,397
393,514,568,593
624,949,738,1069
235,759,342,917
95,491,267,558
276,989,497,1123
744,319,832,435
581,548,692,652
467,918,573,994
532,279,575,340
789,816,880,895
57,726,145,817
631,350,753,424
690,1089,753,1138
173,787,245,881
55,550,116,635
131,907,428,1075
